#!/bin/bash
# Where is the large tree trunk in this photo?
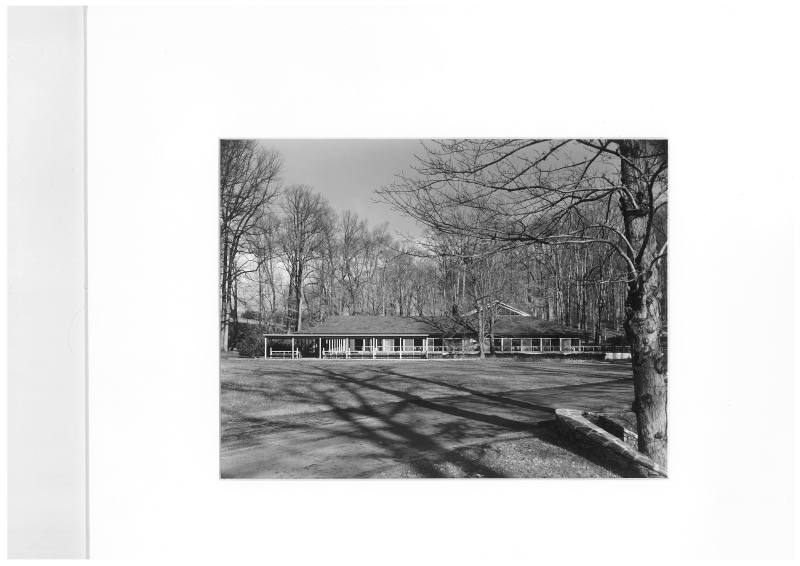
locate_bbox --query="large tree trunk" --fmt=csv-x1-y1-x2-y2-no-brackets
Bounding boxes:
231,276,239,328
477,308,485,359
625,280,667,466
488,308,496,356
220,292,230,352
297,279,304,331
286,266,297,331
220,233,230,352
594,280,605,345
268,256,277,327
220,265,235,353
620,139,668,468
288,268,304,332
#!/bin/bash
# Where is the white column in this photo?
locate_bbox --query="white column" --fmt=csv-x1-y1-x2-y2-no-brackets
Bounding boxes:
291,337,295,359
264,337,267,359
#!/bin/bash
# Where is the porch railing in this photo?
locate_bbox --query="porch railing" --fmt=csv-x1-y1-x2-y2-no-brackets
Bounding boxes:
268,349,301,359
268,344,632,359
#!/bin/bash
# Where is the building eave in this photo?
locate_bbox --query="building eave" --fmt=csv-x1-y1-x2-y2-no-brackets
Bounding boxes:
263,333,435,338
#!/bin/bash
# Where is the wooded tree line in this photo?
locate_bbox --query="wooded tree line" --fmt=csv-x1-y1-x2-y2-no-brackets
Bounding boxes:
220,140,658,349
250,228,637,340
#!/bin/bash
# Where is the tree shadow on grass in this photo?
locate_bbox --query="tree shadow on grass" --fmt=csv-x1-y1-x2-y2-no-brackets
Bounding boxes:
221,363,635,478
372,365,559,414
317,366,638,477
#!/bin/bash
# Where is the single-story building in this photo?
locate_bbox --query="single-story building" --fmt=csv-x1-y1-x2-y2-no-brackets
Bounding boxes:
263,303,588,359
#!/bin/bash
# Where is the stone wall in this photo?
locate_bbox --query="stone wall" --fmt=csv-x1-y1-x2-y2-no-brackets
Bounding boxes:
555,408,667,478
595,414,638,449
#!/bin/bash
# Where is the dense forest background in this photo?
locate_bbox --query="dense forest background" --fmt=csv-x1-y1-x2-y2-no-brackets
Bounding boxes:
220,140,666,351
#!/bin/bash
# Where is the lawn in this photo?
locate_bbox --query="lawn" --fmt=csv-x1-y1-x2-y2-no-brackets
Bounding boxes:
220,358,634,478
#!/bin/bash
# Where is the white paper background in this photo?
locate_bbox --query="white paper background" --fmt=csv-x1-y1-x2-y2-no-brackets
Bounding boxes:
82,3,797,563
4,6,87,559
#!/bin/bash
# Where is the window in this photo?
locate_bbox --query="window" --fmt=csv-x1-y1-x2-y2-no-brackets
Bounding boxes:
541,338,557,351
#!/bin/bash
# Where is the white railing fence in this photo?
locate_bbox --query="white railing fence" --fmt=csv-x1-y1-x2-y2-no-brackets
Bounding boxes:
266,342,632,359
268,349,302,359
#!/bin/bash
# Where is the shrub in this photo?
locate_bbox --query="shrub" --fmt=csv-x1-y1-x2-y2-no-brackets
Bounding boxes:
234,324,265,357
229,321,263,351
237,332,265,358
228,322,245,350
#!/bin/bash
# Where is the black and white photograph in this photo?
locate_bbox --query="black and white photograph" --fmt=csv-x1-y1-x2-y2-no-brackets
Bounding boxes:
220,139,668,478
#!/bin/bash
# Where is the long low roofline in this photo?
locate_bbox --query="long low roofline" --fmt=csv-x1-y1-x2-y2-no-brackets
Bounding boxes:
263,331,585,338
263,332,434,337
262,314,586,339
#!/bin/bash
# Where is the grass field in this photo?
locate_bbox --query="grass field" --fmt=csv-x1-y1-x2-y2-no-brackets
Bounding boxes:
220,358,634,478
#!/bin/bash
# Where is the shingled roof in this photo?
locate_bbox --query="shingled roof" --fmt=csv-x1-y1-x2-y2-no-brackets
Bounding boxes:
275,315,470,336
266,314,584,338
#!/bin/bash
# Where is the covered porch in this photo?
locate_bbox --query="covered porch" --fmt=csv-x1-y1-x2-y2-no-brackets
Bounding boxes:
262,334,465,359
491,337,583,353
261,334,597,359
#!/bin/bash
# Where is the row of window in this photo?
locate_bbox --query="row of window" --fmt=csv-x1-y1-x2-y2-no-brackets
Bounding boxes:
492,338,581,351
323,337,581,352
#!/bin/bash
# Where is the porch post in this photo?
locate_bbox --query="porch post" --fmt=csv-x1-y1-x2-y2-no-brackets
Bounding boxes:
319,337,322,359
539,338,543,352
399,337,402,359
291,337,295,359
264,337,267,360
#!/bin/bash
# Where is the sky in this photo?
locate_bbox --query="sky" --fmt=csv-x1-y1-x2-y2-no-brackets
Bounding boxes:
258,139,425,239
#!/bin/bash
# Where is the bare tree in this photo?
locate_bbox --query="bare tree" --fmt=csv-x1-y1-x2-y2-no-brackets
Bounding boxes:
278,185,335,331
426,226,507,359
334,211,367,314
361,224,392,315
219,140,282,351
244,211,282,329
386,246,416,316
377,139,668,466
